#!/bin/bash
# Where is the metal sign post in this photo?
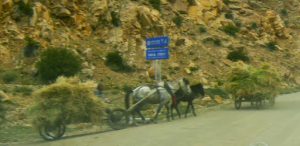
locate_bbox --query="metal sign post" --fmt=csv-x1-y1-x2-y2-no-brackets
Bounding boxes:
146,36,170,82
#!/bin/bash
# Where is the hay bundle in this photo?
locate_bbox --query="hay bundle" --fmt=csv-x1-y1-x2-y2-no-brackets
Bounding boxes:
224,63,281,99
30,77,105,129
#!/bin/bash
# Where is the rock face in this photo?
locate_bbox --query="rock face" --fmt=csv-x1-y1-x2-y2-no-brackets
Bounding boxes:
0,0,299,87
262,10,292,39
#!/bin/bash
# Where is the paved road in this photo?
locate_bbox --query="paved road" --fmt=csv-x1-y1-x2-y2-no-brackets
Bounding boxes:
24,93,300,146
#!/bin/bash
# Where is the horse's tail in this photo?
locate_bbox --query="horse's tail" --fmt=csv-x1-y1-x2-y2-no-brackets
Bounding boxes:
125,90,132,109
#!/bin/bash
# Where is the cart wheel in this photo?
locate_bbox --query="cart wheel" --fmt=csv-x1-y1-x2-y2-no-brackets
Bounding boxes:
269,97,275,106
108,108,129,130
39,122,66,141
235,98,242,110
255,98,262,109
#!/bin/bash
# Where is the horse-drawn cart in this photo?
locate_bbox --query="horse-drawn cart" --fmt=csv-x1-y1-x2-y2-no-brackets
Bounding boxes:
38,89,159,141
234,94,275,110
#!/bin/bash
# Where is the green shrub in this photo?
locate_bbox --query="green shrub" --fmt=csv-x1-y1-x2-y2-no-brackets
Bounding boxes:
203,37,222,46
24,37,40,57
223,0,230,5
234,19,242,27
213,38,222,46
13,86,33,96
251,22,258,30
1,71,18,84
227,48,250,63
187,0,196,5
29,77,105,129
111,11,121,27
18,1,33,16
199,24,207,33
266,42,277,51
280,9,288,16
224,64,281,99
149,0,161,11
225,12,234,19
221,24,240,36
173,15,183,27
105,51,133,72
36,48,82,82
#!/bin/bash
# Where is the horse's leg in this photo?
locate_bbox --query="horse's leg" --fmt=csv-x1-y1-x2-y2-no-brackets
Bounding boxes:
136,108,146,123
185,101,191,118
171,103,174,120
175,102,181,119
152,103,164,123
190,100,197,116
165,104,170,121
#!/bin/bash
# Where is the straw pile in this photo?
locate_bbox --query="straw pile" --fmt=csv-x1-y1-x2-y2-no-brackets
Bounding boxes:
224,62,281,99
30,77,106,129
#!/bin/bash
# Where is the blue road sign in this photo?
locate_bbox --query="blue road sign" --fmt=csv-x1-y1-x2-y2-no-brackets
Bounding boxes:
146,48,169,60
146,36,169,48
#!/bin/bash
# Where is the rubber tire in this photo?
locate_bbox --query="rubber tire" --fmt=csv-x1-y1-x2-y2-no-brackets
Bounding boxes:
39,123,66,141
235,98,242,110
107,108,129,130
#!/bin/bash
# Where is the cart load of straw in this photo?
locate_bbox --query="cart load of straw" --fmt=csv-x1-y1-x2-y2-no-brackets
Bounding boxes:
224,63,281,99
30,77,106,129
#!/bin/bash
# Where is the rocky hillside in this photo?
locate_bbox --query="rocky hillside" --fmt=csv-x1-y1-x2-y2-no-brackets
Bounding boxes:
0,0,300,88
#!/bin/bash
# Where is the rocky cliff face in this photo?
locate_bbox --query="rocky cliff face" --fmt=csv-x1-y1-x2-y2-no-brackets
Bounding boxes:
0,0,300,87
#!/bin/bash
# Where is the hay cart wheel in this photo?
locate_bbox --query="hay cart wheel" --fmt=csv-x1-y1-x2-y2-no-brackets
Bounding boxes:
39,123,66,141
235,98,242,110
107,108,129,130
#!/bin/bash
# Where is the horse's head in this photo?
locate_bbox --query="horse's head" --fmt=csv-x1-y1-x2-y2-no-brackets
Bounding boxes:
190,83,205,97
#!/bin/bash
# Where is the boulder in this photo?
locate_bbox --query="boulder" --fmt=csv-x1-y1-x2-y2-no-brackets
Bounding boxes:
214,95,223,104
53,5,72,17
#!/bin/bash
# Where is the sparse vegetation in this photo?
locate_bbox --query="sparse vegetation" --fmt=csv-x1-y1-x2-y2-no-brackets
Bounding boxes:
223,0,230,5
221,24,240,36
13,86,33,96
187,0,196,5
173,15,183,27
266,41,277,51
149,0,161,11
225,12,234,19
199,24,207,33
36,48,82,83
18,1,33,16
227,48,250,63
280,9,288,16
1,71,19,84
111,11,121,27
24,37,40,57
234,19,242,28
105,51,133,72
203,37,222,47
251,22,258,30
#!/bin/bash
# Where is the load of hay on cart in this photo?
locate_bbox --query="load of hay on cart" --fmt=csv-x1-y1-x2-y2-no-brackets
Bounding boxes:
224,63,280,110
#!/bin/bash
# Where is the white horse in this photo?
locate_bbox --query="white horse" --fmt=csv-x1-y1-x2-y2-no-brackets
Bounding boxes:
124,78,192,123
